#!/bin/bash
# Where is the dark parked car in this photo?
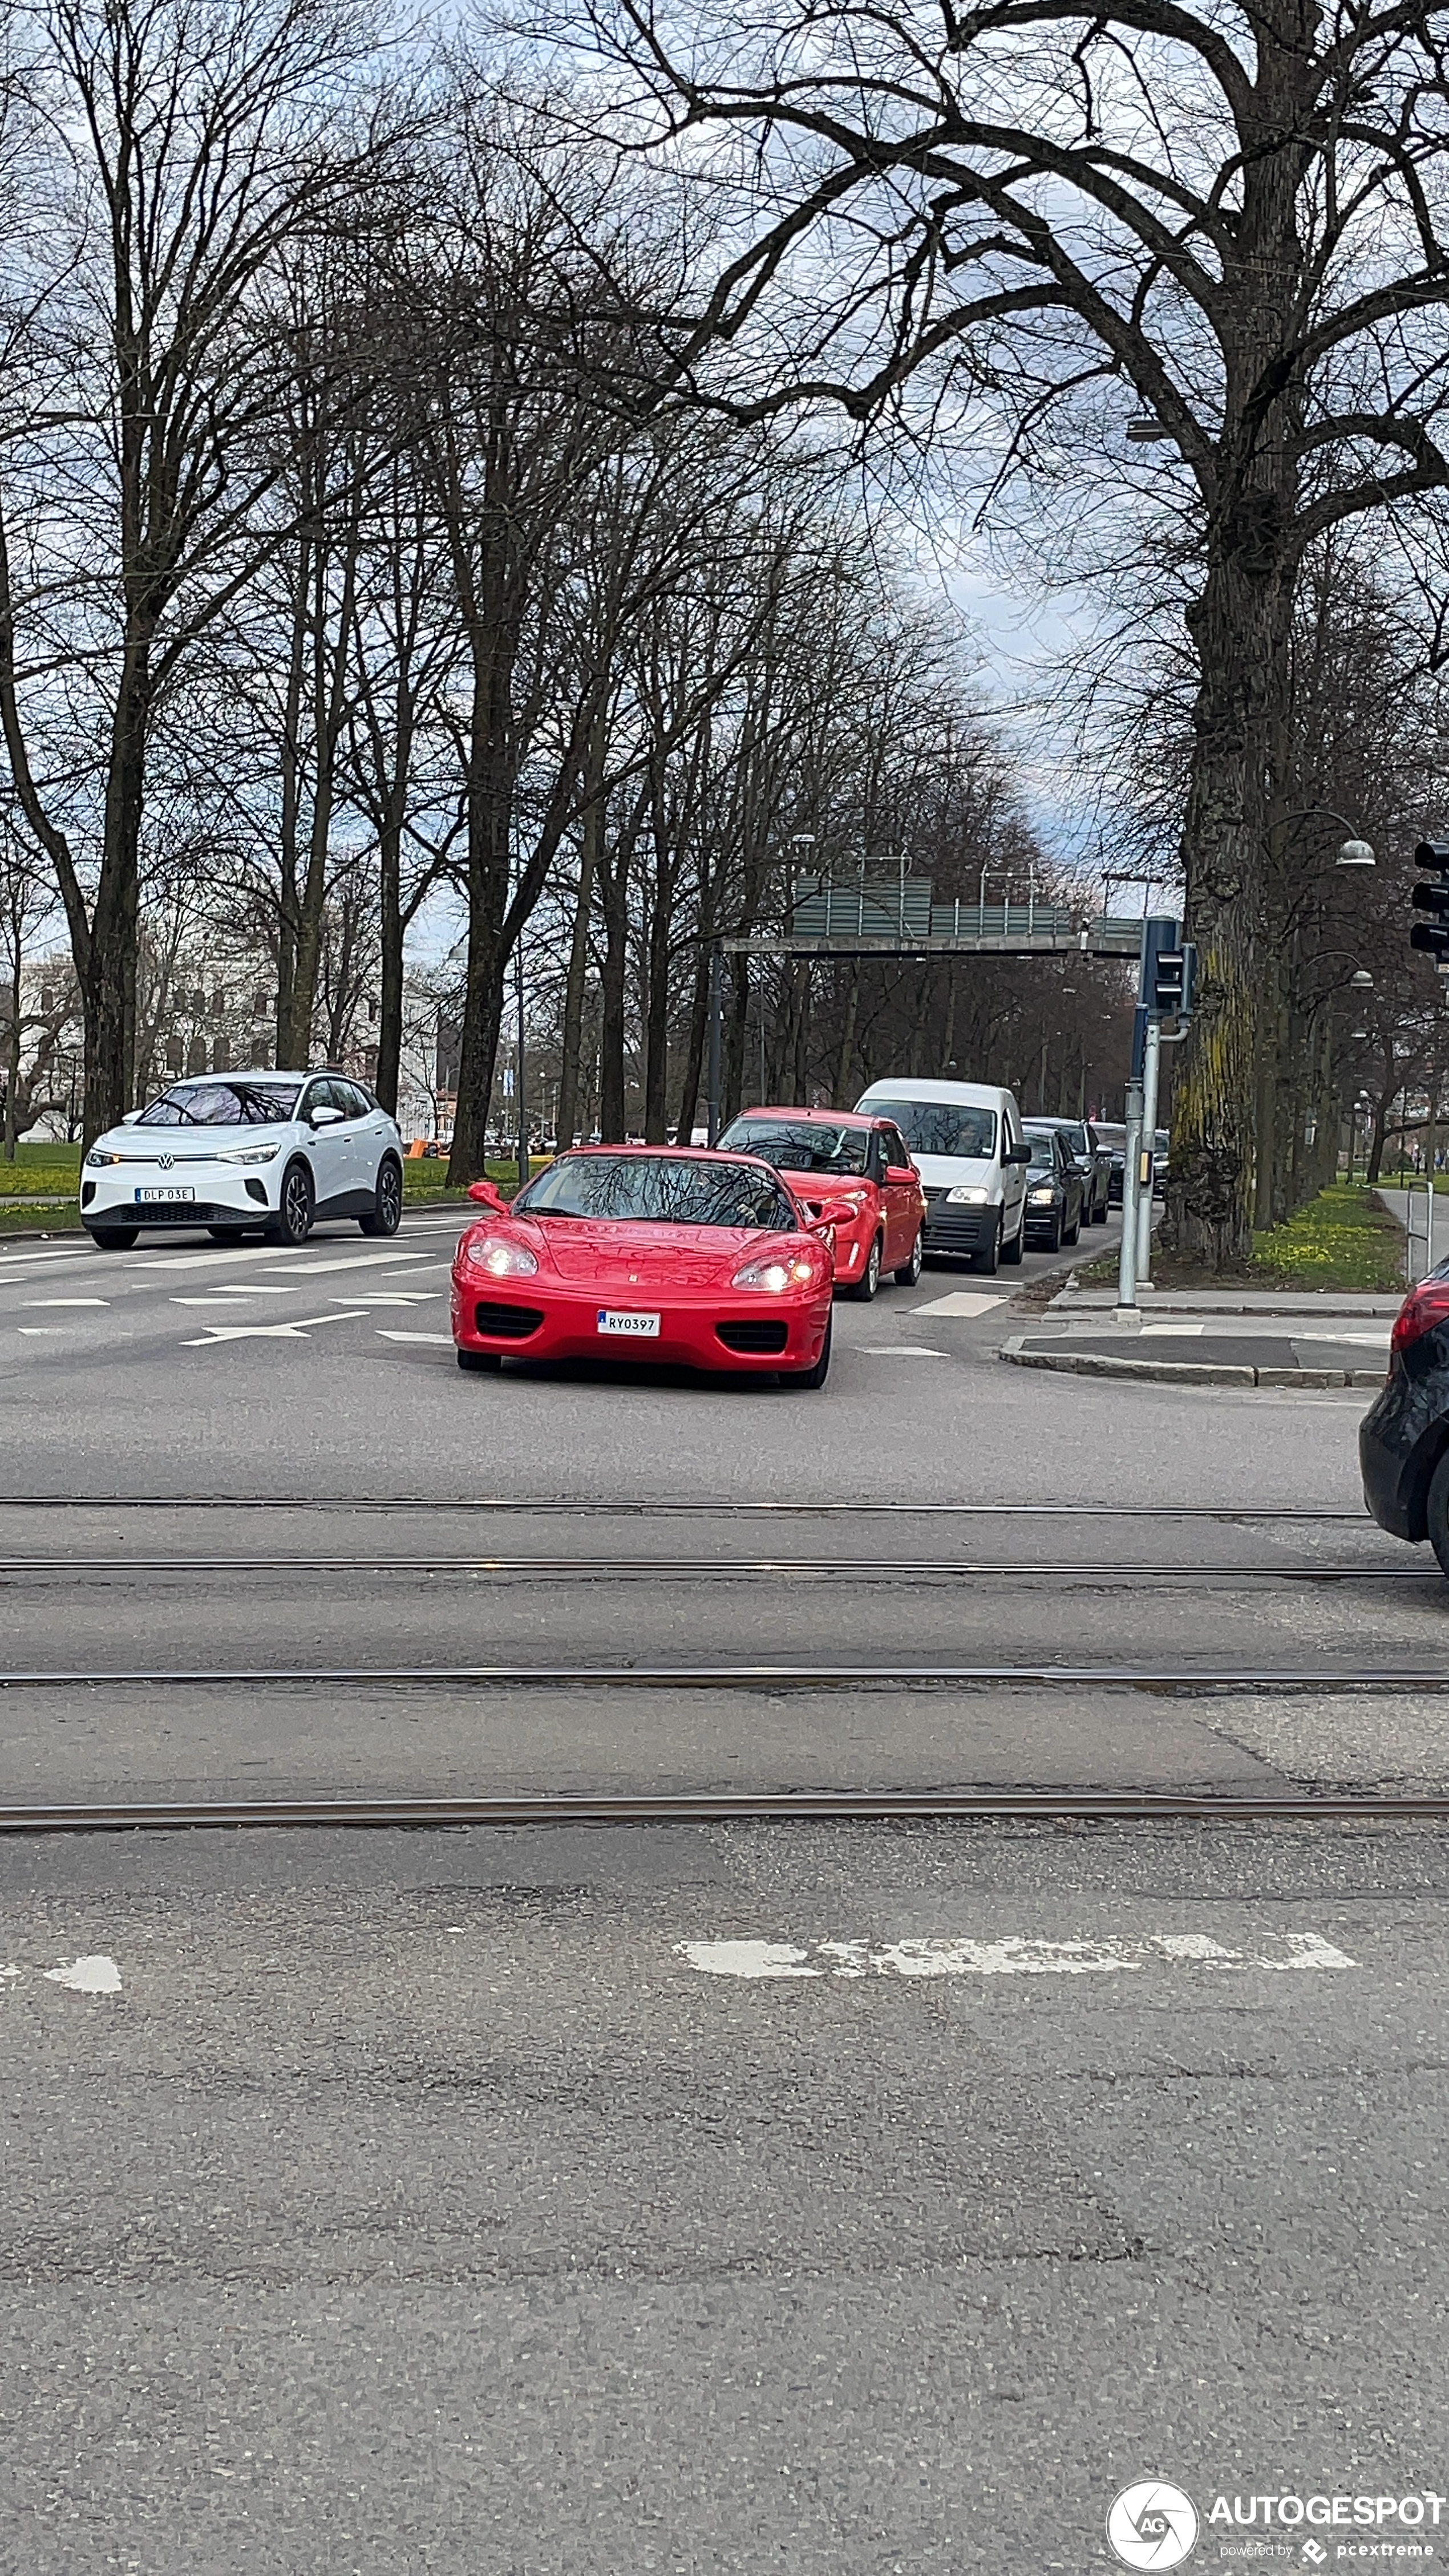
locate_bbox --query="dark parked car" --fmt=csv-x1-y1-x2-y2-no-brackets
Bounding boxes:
1359,1267,1449,1569
1027,1116,1111,1224
1101,1123,1169,1205
1021,1124,1084,1251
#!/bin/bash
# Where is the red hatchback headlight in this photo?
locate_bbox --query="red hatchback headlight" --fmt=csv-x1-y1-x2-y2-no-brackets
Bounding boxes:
1391,1276,1449,1362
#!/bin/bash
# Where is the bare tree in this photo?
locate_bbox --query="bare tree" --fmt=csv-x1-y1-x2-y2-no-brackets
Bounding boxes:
0,0,387,1143
569,0,1449,1258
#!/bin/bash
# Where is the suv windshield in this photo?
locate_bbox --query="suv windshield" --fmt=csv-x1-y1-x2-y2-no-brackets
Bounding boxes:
868,1100,997,1159
1054,1123,1089,1154
1024,1132,1058,1168
717,1117,872,1177
137,1081,302,1127
516,1154,799,1230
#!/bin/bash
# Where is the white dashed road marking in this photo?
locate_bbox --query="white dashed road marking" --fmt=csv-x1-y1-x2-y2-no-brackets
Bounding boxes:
912,1292,1010,1318
333,1293,440,1307
862,1344,949,1358
22,1298,109,1309
265,1250,426,1277
679,1932,1358,1979
377,1330,454,1346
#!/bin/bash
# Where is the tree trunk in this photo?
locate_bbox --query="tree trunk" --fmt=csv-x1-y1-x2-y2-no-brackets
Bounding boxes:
598,854,629,1143
375,785,405,1117
83,626,153,1144
1165,534,1294,1267
556,732,607,1152
673,945,710,1144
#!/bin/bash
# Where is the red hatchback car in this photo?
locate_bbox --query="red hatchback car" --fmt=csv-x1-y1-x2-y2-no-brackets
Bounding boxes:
451,1146,841,1386
715,1107,927,1300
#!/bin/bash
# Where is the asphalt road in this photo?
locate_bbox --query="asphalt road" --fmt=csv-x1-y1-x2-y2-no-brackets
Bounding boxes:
3,1206,1446,2573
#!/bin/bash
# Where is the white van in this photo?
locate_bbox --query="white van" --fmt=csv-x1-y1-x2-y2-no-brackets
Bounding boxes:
853,1078,1031,1274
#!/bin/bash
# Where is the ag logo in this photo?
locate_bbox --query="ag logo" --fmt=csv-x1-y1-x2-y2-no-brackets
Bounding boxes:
1106,2479,1200,2569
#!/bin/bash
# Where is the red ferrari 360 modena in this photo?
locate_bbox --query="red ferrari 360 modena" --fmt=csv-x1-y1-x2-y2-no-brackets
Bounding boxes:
450,1147,846,1387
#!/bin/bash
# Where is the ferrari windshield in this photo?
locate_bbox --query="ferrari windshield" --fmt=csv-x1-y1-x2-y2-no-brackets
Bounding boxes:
137,1081,303,1127
869,1100,997,1159
516,1153,800,1229
717,1117,872,1176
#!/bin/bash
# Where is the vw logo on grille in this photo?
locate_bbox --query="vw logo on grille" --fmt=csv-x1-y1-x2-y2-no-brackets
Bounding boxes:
157,1153,174,1170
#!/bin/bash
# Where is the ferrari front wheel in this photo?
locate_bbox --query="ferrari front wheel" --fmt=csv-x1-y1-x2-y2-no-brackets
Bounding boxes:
785,1313,832,1391
456,1347,502,1374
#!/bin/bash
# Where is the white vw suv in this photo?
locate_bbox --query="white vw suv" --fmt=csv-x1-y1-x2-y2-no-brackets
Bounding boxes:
80,1071,405,1250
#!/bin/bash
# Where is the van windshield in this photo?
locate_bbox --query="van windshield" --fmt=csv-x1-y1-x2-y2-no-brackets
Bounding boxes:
868,1100,997,1159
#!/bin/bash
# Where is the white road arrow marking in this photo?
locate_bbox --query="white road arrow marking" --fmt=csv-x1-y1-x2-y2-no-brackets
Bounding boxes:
181,1308,370,1344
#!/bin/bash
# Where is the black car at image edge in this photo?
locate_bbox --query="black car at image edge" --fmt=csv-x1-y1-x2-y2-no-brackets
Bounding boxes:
1359,1265,1449,1571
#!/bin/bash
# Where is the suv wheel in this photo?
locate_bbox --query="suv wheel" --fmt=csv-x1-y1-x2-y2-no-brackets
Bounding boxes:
265,1160,314,1248
359,1157,402,1237
89,1227,139,1250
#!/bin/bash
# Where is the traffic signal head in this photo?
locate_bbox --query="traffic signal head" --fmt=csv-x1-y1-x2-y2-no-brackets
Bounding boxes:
1152,946,1186,1014
1412,837,1449,967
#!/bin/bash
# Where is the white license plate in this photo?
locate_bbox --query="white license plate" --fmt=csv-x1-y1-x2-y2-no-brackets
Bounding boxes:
135,1186,196,1203
597,1309,660,1337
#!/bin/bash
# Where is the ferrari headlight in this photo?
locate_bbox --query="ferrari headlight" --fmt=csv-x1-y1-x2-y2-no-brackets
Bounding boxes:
218,1143,281,1165
945,1185,989,1205
732,1254,819,1293
1028,1186,1055,1205
467,1234,539,1278
84,1148,123,1168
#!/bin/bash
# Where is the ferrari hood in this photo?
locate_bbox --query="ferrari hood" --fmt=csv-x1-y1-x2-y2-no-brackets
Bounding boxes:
529,1219,782,1290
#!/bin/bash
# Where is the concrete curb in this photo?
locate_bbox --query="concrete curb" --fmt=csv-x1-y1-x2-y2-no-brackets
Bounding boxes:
999,1336,1386,1390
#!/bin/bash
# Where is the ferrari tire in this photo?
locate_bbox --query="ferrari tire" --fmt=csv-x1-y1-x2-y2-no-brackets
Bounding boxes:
264,1160,314,1247
456,1347,502,1374
786,1313,832,1390
360,1156,403,1237
895,1229,924,1287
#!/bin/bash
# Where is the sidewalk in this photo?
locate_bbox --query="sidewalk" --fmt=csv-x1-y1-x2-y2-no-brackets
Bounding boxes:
1001,1278,1396,1387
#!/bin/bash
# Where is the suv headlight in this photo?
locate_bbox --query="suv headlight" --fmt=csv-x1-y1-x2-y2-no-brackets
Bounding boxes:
945,1185,988,1205
1028,1186,1055,1204
466,1234,539,1278
84,1148,123,1168
732,1254,820,1292
218,1143,282,1165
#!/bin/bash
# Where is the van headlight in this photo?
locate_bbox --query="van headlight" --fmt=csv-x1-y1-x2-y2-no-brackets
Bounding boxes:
945,1185,988,1205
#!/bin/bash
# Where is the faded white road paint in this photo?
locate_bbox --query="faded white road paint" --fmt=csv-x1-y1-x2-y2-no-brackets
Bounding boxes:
862,1345,949,1359
331,1293,440,1307
43,1955,122,1995
181,1308,370,1344
913,1292,1010,1318
262,1250,426,1277
377,1329,454,1346
22,1297,110,1309
679,1931,1357,1979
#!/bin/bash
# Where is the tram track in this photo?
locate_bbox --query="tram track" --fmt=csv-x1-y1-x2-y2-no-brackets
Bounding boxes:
0,1552,1429,1580
1,1658,1445,1690
3,1787,1449,1833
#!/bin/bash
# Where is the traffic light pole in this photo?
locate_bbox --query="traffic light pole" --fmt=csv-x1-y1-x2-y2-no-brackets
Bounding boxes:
1116,1071,1144,1318
1136,1014,1162,1283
